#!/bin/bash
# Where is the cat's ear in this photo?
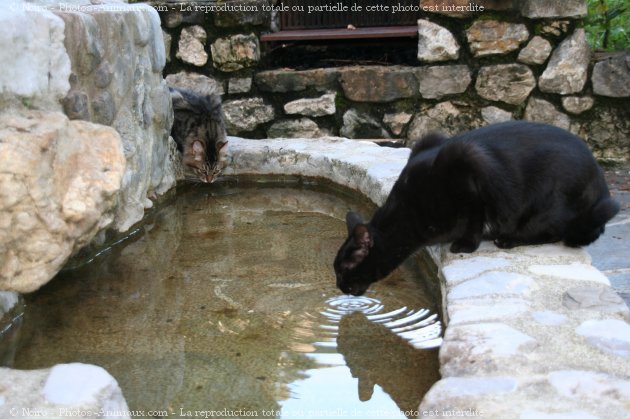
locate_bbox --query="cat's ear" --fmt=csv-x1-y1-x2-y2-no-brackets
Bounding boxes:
170,87,187,109
192,140,205,162
346,211,364,235
352,224,373,250
410,132,448,159
215,140,228,153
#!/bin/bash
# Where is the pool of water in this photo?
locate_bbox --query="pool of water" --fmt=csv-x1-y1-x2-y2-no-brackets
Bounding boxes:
4,180,442,418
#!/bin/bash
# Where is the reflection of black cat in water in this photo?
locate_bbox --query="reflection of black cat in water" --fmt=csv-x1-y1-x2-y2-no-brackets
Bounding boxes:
336,312,439,411
335,121,620,296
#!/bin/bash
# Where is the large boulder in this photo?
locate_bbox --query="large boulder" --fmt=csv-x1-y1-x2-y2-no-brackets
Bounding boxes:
518,36,553,65
223,97,275,133
55,1,176,231
592,52,630,98
524,97,571,130
340,109,390,139
539,28,590,94
267,118,328,138
210,33,260,72
0,1,70,111
417,65,471,99
339,66,418,103
417,20,460,62
283,92,337,117
0,363,129,418
465,20,529,57
0,111,125,293
255,68,340,93
518,0,587,18
176,25,208,67
475,64,536,105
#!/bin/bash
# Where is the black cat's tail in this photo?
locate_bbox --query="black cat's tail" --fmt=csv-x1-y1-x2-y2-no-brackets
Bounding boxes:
564,197,620,247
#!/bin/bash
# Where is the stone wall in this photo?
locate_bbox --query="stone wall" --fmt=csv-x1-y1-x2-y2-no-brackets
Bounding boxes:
156,0,629,161
0,0,178,293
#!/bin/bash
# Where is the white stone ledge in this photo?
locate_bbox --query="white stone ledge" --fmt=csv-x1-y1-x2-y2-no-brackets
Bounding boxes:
225,136,630,419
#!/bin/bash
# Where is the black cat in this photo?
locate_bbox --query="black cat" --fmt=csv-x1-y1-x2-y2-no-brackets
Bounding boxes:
334,121,620,296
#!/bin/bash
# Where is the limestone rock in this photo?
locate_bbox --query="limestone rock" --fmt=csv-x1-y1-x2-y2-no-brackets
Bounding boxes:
416,65,471,99
548,370,630,407
407,101,480,141
539,29,590,94
442,256,512,284
383,112,413,136
440,323,537,375
518,36,553,65
592,52,630,98
448,299,529,325
519,0,587,18
267,118,327,138
211,33,260,72
0,3,71,111
340,66,418,103
563,285,629,317
255,68,340,93
541,20,571,37
448,272,536,300
581,105,630,160
223,97,274,133
176,25,208,67
0,111,125,293
421,376,517,413
417,20,460,62
407,102,459,140
165,71,225,96
466,20,529,57
475,64,536,105
56,2,175,231
0,363,129,418
576,319,630,358
228,77,253,94
284,92,336,117
481,106,513,124
562,96,595,114
340,109,390,139
524,97,571,130
531,310,568,326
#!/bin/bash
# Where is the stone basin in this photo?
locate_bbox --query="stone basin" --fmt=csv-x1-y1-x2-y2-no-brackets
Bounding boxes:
2,136,630,418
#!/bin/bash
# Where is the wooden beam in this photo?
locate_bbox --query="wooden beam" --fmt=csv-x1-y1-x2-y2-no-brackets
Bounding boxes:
260,26,419,42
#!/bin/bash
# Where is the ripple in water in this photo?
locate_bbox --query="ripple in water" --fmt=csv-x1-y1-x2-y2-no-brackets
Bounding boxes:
321,295,442,349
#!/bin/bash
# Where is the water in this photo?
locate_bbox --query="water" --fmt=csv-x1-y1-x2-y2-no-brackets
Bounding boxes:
4,180,441,418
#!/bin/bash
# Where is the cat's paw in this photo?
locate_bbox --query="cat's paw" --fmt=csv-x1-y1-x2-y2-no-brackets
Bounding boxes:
450,239,479,253
494,237,518,249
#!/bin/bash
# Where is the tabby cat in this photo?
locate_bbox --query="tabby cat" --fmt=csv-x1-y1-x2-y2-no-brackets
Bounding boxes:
169,86,228,183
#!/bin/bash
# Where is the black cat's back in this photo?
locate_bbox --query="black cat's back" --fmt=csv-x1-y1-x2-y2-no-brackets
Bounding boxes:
437,121,619,247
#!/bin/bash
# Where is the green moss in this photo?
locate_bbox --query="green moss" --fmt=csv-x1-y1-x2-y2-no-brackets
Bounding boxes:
334,92,350,113
21,97,33,109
